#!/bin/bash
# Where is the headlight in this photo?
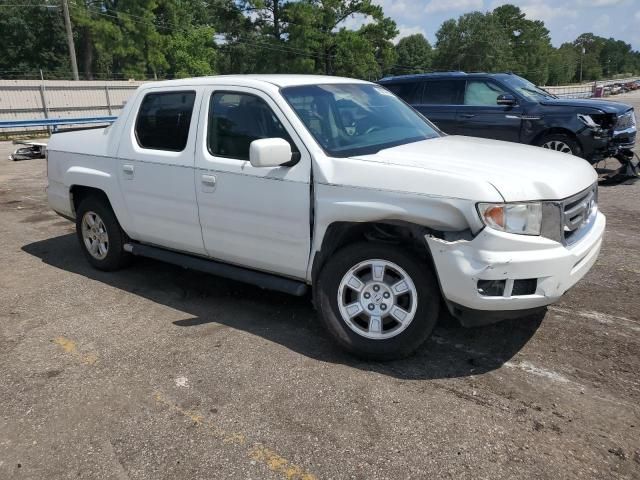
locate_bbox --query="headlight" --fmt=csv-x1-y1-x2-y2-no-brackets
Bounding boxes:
477,202,542,235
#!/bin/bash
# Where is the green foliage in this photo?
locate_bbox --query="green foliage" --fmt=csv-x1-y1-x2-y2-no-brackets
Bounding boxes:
432,12,510,73
0,4,69,78
493,4,552,84
392,34,431,75
1,1,639,83
547,43,578,85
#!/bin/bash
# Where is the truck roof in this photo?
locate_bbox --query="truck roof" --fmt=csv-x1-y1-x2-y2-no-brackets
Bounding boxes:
137,74,370,90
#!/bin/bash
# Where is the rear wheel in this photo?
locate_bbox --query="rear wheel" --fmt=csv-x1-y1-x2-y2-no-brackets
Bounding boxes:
538,133,581,157
75,196,131,271
317,242,440,360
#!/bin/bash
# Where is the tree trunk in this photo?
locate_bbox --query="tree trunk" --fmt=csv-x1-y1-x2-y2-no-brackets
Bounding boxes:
81,26,94,80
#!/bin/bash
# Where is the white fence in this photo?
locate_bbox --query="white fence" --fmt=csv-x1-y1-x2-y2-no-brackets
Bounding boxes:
0,79,145,134
543,77,640,99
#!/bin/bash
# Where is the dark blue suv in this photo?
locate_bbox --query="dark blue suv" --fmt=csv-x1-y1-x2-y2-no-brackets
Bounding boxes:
378,72,636,164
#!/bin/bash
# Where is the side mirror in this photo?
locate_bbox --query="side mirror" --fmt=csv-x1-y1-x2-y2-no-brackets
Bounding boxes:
497,93,516,106
249,138,293,168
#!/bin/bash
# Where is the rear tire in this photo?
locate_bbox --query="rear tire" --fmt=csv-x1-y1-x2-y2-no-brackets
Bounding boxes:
317,242,440,361
538,133,581,157
75,196,131,271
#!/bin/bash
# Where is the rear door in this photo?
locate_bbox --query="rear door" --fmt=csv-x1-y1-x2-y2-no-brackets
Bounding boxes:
116,87,206,255
412,79,464,134
455,79,523,142
193,86,311,280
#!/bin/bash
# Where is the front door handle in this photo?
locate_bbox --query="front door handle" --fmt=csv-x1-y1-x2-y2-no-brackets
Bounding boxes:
460,113,476,118
201,174,217,192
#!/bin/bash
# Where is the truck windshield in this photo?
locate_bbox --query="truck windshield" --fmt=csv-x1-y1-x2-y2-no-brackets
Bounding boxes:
281,84,440,157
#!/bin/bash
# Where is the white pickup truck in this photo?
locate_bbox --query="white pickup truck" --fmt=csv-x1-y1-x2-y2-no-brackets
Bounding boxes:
47,75,605,360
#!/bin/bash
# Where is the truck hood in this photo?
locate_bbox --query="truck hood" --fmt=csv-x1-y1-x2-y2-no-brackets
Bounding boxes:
353,135,597,202
539,98,631,114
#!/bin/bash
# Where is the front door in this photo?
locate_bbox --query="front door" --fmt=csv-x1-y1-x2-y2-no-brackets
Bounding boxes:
193,86,311,280
455,79,523,142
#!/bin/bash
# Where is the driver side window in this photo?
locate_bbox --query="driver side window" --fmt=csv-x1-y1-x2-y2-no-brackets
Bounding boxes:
208,92,297,161
464,80,508,106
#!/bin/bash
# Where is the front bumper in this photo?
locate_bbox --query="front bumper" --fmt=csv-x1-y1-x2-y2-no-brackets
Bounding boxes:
426,210,605,324
612,126,636,149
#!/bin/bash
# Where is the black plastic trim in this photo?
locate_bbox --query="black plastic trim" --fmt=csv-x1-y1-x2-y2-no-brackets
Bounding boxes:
446,300,547,327
125,243,308,296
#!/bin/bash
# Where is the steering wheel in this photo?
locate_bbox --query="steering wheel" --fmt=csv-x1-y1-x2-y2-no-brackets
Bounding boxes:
364,125,382,135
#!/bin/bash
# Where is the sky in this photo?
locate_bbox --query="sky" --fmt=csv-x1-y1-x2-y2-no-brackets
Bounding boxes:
343,0,640,50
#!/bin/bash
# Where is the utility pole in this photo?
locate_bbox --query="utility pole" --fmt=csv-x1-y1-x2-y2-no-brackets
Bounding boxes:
61,0,79,80
579,46,585,83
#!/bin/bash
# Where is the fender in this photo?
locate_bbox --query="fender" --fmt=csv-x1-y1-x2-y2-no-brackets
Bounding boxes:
63,163,134,235
306,182,485,281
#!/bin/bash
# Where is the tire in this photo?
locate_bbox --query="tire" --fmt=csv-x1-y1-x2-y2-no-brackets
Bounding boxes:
316,242,440,361
538,133,582,157
75,195,131,271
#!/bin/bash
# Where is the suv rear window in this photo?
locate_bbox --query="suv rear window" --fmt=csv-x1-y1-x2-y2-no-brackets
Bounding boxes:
419,80,463,105
135,91,196,151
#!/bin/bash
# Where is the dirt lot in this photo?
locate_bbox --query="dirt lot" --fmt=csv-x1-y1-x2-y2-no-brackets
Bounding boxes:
1,92,639,480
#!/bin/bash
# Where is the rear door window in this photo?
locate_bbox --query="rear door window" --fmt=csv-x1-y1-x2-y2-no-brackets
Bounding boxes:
135,91,196,151
419,80,464,105
464,80,508,106
382,82,418,103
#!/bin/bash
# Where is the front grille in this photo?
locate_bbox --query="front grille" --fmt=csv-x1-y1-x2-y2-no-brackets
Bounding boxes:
562,184,597,245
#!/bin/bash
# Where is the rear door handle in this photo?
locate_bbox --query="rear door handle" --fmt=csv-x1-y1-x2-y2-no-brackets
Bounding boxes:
122,164,134,179
201,174,216,192
460,113,476,118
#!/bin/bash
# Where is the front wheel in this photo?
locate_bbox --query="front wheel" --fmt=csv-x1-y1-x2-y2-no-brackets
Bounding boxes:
317,243,440,360
538,133,581,157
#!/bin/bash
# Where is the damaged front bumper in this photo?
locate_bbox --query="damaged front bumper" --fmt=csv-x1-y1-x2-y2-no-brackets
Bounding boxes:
426,210,605,326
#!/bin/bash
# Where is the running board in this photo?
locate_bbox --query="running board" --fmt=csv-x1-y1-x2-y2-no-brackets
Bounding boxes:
123,243,308,296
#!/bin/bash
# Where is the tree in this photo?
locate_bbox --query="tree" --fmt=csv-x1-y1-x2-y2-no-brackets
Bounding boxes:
284,0,396,76
493,4,552,84
547,43,578,85
573,33,605,81
392,34,431,75
0,4,69,78
433,12,510,72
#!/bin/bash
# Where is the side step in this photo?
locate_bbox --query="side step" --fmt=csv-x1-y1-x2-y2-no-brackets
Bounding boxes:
124,243,308,296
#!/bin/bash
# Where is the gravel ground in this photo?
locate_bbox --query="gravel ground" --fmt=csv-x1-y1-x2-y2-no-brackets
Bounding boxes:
0,91,639,480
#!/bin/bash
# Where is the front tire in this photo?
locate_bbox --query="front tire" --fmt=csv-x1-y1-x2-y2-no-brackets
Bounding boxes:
75,196,131,271
317,242,440,361
538,133,581,157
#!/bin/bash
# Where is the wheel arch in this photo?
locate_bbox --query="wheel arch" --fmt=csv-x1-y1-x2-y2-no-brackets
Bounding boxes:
68,184,134,238
532,128,583,153
70,185,111,215
310,220,466,307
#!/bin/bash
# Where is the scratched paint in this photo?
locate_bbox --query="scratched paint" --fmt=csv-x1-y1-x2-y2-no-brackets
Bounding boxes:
153,392,316,480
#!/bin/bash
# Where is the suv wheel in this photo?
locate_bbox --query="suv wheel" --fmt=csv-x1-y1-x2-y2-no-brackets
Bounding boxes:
317,242,440,360
75,196,131,271
539,133,581,157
